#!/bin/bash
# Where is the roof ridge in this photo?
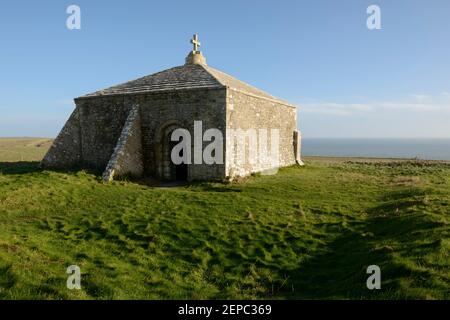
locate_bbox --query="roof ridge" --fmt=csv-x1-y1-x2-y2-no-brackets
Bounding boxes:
78,64,223,99
202,65,294,107
197,63,223,86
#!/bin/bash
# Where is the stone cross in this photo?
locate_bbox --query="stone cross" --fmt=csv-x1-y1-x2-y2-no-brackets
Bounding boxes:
191,34,201,52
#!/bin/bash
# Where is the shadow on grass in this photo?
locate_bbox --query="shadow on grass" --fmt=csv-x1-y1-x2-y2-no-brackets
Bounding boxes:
127,176,242,192
279,226,391,299
0,264,16,291
0,161,42,174
0,161,102,177
278,194,445,299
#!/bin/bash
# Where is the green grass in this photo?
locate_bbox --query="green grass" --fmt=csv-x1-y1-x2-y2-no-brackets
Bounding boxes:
0,139,448,299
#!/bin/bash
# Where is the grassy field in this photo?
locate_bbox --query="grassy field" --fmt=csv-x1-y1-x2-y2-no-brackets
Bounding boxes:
0,138,448,299
0,138,52,162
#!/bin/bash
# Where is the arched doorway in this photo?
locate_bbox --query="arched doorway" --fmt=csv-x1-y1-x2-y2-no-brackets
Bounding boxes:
157,122,189,181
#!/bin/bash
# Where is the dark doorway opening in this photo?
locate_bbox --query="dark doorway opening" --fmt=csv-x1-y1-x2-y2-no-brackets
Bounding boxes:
175,163,188,181
169,139,188,181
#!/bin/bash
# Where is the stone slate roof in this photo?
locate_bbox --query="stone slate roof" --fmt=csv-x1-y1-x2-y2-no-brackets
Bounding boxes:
78,64,293,106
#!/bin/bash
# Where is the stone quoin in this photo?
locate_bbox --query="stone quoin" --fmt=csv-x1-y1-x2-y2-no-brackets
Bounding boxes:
41,34,303,182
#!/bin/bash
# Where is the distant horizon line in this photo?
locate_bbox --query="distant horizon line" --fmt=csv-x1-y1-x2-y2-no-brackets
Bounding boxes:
1,136,450,140
303,137,450,139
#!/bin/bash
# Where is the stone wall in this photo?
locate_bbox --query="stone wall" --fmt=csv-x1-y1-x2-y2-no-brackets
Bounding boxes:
102,105,143,181
42,97,131,172
73,88,227,181
41,107,82,169
293,129,304,165
225,88,298,178
42,86,298,181
137,88,227,181
76,96,132,170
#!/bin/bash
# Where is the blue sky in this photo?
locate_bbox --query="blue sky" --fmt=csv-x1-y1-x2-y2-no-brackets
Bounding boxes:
0,0,449,138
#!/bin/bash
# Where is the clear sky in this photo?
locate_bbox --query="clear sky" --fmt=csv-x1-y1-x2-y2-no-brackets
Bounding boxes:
0,0,449,138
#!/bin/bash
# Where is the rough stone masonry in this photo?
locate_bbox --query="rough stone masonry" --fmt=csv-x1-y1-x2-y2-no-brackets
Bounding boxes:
41,35,303,181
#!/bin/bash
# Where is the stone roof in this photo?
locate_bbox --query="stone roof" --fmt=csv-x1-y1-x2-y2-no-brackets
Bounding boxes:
77,63,294,107
204,65,290,105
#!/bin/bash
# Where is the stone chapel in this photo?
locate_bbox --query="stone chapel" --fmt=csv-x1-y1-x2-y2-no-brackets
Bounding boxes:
41,35,302,181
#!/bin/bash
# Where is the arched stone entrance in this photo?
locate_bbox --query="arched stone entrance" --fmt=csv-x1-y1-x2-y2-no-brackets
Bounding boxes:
156,122,189,181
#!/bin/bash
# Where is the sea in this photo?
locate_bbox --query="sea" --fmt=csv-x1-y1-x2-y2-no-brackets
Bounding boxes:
302,138,450,161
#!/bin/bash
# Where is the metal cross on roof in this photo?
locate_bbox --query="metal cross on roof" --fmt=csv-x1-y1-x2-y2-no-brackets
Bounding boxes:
191,34,201,52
